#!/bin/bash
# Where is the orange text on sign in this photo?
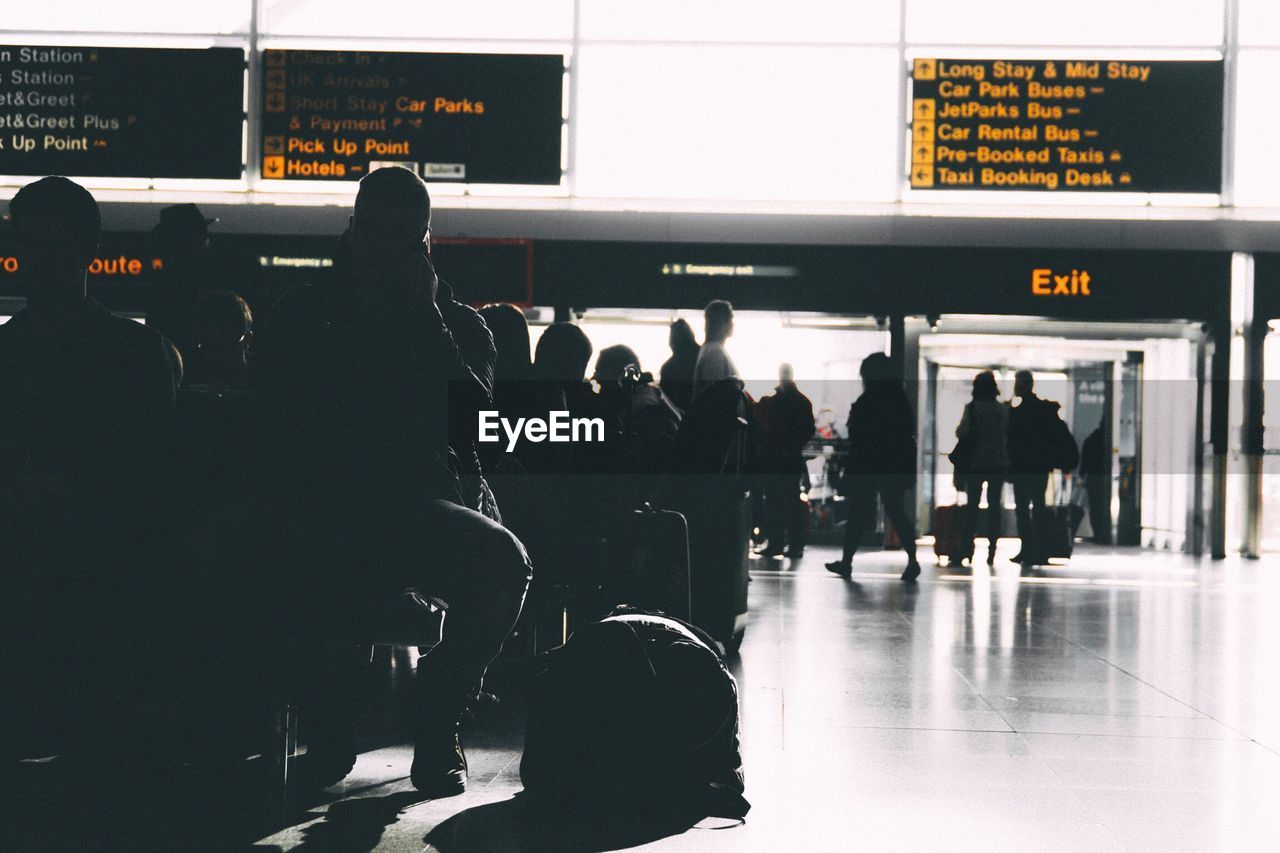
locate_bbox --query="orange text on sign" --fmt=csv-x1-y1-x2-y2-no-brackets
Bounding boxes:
1032,267,1092,296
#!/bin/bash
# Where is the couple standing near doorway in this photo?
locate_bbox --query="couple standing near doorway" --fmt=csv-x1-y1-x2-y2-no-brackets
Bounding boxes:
952,369,1078,567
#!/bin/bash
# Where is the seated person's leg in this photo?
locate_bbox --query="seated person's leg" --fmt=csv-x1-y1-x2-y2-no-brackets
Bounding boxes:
402,498,532,794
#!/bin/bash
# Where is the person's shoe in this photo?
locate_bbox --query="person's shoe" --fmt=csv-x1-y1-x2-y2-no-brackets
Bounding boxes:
410,728,467,797
784,548,805,559
901,561,922,583
825,560,852,578
760,547,785,558
1009,551,1023,564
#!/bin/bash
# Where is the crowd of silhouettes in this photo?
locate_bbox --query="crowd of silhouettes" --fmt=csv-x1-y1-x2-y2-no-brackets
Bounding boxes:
4,168,1095,811
0,170,804,805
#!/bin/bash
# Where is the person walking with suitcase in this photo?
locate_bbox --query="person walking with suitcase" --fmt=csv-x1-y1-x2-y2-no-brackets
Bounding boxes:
955,371,1009,567
826,353,922,582
1007,370,1070,568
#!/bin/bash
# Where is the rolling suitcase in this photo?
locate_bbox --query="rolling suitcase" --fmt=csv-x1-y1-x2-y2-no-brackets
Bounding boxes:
612,504,693,621
1037,506,1074,561
932,504,973,566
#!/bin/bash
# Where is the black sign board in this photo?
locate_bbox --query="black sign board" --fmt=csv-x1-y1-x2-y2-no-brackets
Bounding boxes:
909,58,1223,193
260,49,564,185
0,45,244,179
534,241,1229,324
239,235,535,306
896,247,1229,323
535,241,893,315
433,238,534,307
0,232,535,314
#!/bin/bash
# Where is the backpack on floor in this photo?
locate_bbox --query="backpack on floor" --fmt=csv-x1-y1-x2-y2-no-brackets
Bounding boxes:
520,607,750,820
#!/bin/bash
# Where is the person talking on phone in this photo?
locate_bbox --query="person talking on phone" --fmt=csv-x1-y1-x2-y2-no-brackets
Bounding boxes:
259,166,532,797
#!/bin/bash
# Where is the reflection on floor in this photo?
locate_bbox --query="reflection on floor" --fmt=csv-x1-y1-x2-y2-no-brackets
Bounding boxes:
15,543,1280,851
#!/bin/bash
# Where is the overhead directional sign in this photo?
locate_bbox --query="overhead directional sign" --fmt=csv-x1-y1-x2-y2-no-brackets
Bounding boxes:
259,49,564,185
908,58,1223,193
0,45,245,179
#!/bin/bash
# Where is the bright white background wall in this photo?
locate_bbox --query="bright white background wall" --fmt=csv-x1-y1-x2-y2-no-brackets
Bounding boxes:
6,0,1280,211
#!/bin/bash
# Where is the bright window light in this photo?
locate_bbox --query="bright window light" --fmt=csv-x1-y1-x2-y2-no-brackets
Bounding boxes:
1231,50,1280,207
260,0,574,40
1240,0,1280,47
906,0,1224,47
2,2,253,34
578,0,899,44
573,45,900,202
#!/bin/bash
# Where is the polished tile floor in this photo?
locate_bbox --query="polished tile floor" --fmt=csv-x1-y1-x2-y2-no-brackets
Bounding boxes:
245,541,1280,852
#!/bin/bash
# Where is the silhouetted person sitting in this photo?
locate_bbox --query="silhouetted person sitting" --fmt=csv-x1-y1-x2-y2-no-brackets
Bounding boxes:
595,346,681,443
185,289,254,390
260,167,531,796
754,364,815,559
480,302,535,391
594,344,682,509
146,203,218,358
527,322,615,532
0,177,178,725
147,204,266,355
172,290,266,536
693,300,738,398
826,353,921,582
659,318,700,413
956,370,1009,566
532,322,613,464
477,303,541,471
533,321,597,417
1007,369,1060,566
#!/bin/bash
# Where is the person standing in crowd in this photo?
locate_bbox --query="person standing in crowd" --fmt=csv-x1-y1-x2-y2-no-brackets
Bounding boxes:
660,318,701,413
827,353,922,582
260,167,531,797
754,364,815,559
1007,369,1061,566
0,176,179,719
693,300,739,398
955,371,1009,566
1080,420,1112,545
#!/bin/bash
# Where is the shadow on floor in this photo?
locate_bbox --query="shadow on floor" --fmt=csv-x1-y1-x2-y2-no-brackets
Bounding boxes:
285,791,428,852
423,793,725,852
